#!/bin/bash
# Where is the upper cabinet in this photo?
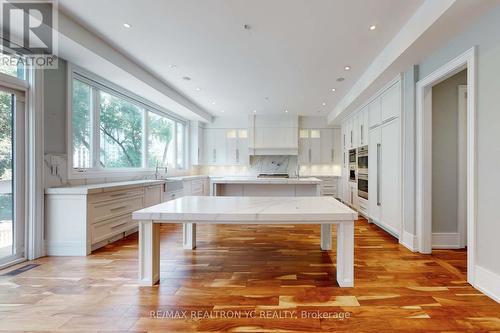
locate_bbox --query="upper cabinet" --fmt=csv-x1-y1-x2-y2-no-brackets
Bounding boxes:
380,81,401,122
225,129,249,165
249,115,298,155
298,128,341,165
369,81,401,128
357,106,369,147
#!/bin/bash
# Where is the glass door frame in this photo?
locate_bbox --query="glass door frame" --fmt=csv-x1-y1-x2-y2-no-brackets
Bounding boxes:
0,82,26,269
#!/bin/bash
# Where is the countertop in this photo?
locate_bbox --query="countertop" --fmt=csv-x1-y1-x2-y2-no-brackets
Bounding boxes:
45,179,166,195
210,176,322,185
133,196,357,223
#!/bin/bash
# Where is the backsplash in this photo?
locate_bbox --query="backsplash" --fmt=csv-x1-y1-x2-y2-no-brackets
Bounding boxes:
195,155,341,177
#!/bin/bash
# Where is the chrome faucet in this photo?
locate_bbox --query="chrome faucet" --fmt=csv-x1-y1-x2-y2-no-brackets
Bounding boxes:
155,162,168,180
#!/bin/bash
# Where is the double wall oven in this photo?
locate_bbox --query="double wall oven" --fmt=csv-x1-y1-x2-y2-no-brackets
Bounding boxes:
357,146,368,200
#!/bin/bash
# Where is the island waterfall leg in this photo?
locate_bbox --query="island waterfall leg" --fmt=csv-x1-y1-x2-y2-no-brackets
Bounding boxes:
336,221,354,287
320,224,332,250
183,223,197,249
138,220,160,286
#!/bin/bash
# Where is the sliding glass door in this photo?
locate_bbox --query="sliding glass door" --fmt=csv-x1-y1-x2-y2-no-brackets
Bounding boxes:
0,86,25,267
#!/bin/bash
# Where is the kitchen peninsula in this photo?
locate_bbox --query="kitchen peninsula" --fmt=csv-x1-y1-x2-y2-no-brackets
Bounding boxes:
210,176,322,196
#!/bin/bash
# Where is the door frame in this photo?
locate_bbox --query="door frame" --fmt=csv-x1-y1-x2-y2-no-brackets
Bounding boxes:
415,47,476,284
0,82,26,268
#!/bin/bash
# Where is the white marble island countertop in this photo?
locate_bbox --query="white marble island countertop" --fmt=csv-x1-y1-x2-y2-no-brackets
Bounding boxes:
210,176,322,185
133,196,357,223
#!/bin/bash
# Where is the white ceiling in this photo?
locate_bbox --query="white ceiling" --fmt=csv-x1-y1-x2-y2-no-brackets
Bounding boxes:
59,0,424,118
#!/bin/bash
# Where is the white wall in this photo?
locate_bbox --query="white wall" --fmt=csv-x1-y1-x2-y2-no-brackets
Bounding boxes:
431,70,467,233
44,60,67,154
414,5,500,275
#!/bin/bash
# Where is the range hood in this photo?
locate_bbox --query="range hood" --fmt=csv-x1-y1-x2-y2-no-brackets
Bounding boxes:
248,115,299,156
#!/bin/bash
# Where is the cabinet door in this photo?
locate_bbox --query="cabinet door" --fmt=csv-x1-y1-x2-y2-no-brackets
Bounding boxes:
358,107,368,147
309,129,321,164
368,97,381,129
368,128,381,222
381,81,401,122
225,129,238,165
352,115,359,148
298,129,310,164
380,118,401,236
237,129,249,165
332,128,342,164
320,129,334,164
203,129,215,164
214,129,227,165
342,151,350,204
144,185,162,207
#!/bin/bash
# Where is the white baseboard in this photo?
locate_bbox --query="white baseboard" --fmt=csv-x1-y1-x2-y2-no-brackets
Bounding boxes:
432,232,461,249
400,231,417,252
474,265,500,303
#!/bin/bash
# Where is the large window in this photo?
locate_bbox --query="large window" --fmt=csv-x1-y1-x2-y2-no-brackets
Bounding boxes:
0,54,25,80
70,69,186,175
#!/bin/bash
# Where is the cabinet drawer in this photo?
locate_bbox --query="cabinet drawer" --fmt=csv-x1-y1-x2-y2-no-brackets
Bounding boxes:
90,195,143,224
89,188,144,204
164,190,184,202
91,214,137,244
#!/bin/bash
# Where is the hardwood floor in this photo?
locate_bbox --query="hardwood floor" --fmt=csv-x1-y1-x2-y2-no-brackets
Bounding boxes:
0,218,499,332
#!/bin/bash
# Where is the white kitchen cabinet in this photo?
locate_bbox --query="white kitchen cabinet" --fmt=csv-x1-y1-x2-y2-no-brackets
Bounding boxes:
225,129,248,165
190,121,204,165
368,97,382,129
368,118,401,237
380,81,401,122
203,128,226,165
298,129,321,164
368,128,381,223
358,107,369,147
319,129,337,164
249,115,299,155
380,118,401,236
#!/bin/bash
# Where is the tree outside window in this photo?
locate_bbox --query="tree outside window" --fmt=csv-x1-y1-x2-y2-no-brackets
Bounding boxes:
99,91,143,168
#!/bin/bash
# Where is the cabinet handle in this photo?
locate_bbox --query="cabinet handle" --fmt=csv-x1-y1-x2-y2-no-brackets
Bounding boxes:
236,149,239,163
377,143,381,206
331,149,334,163
308,148,312,163
213,149,216,162
350,130,353,145
197,148,200,161
361,125,363,144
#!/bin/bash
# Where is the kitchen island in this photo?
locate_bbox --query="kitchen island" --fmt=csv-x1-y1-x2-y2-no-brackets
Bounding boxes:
133,196,358,288
210,176,322,196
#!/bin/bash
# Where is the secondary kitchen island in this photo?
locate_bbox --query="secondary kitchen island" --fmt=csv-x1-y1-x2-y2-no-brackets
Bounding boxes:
210,176,322,196
132,196,358,288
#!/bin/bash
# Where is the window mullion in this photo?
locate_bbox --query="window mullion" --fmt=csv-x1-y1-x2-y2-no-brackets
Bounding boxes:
142,110,148,168
92,88,100,169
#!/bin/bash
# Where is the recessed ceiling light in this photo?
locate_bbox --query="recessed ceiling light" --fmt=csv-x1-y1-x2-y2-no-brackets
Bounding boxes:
170,64,177,69
253,110,257,113
182,76,191,81
285,109,288,113
123,23,131,28
370,25,377,31
322,102,327,106
221,110,225,113
331,88,336,92
195,87,201,91
212,101,216,105
344,66,351,71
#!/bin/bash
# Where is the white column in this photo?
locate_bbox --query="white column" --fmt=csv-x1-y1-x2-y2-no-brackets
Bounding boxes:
138,220,160,286
320,224,332,250
336,221,354,287
183,223,197,249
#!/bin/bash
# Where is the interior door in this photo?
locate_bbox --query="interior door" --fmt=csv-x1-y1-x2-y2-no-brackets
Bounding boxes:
0,86,25,267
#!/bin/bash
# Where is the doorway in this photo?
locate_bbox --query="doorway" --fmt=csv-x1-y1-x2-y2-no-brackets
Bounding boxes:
0,85,25,268
416,47,476,284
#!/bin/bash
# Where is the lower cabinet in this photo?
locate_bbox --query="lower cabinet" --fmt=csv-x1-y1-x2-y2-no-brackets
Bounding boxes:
45,182,164,256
